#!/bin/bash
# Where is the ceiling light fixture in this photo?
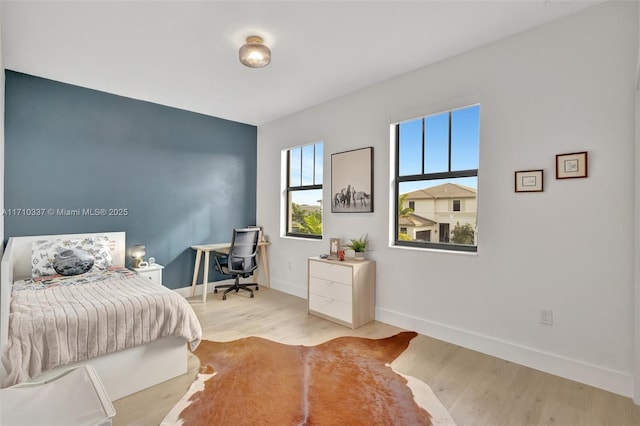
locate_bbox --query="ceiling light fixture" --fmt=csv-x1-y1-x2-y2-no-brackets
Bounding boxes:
239,36,271,68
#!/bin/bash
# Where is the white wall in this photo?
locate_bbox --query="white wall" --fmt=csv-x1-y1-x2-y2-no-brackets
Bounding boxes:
1,3,4,246
634,88,639,404
634,0,640,405
257,1,638,397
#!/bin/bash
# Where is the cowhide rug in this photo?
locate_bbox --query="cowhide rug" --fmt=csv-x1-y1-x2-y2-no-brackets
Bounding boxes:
162,331,455,425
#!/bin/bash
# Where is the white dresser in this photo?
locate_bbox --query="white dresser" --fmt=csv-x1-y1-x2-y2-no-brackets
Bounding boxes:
307,257,375,329
131,264,164,285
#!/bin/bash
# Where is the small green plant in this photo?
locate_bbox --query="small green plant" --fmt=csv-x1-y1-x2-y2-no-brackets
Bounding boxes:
344,234,369,252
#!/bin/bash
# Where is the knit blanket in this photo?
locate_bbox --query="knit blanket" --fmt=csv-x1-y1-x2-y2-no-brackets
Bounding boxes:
1,270,202,387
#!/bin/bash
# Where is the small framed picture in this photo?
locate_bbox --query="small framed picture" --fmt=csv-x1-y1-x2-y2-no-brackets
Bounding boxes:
329,238,340,257
515,169,544,192
556,151,588,179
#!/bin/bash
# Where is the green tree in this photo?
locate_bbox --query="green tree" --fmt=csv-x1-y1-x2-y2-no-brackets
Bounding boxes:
299,210,322,235
398,194,414,241
291,203,306,224
450,222,475,245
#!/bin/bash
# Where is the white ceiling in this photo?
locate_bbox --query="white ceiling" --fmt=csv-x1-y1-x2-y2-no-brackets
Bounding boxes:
1,1,603,126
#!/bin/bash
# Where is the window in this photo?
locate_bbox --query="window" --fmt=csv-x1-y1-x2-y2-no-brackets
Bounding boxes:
286,142,323,238
394,105,479,252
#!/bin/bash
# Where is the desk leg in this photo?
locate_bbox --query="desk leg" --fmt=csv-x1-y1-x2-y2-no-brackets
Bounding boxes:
258,245,270,288
202,251,210,303
191,249,202,298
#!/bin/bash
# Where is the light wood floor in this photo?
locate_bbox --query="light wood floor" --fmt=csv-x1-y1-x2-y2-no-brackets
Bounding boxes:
113,288,640,425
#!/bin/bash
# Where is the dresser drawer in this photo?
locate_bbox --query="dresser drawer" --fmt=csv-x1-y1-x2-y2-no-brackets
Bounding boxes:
308,294,352,324
309,277,352,304
309,260,352,285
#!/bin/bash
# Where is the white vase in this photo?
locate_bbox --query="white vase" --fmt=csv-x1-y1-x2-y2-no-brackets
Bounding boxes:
344,249,355,258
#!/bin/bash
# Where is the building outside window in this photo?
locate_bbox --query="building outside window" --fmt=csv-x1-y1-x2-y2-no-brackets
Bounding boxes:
394,105,479,252
286,142,323,238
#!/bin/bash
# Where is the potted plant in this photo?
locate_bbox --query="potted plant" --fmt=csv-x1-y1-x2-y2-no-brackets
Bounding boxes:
344,234,369,259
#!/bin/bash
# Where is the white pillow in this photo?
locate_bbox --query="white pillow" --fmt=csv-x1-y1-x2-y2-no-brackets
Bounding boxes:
31,235,113,277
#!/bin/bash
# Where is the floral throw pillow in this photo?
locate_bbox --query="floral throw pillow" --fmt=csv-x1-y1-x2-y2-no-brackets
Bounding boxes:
88,235,113,270
31,235,113,277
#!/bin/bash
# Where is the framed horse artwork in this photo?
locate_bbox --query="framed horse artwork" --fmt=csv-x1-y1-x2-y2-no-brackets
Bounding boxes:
331,147,373,213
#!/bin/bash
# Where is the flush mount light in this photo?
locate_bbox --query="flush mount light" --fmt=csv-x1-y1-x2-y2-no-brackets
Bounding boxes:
239,36,271,68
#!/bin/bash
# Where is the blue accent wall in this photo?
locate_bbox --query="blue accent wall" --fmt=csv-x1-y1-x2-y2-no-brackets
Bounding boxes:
4,70,257,289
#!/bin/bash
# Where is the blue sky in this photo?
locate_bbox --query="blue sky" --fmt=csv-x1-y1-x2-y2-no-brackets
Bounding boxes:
291,104,479,206
290,143,324,206
290,143,323,188
398,105,479,194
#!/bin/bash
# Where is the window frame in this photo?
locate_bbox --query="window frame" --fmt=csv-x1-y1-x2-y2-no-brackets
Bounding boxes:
393,105,479,253
285,142,323,239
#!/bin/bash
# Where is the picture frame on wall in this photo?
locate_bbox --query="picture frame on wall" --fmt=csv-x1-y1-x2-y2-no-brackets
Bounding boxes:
331,147,374,213
515,169,544,193
556,151,588,179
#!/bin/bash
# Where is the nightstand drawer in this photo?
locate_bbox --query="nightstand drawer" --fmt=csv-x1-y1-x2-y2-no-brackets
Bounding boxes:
131,264,164,285
138,269,161,284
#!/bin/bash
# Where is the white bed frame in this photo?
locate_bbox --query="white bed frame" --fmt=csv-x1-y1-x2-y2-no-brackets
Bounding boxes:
0,232,188,401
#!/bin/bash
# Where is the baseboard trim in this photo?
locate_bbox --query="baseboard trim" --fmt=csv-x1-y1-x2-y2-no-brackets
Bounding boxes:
173,278,236,298
376,307,633,398
269,278,307,299
174,278,296,299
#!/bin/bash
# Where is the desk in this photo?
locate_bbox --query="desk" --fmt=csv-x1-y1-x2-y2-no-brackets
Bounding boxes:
190,241,270,302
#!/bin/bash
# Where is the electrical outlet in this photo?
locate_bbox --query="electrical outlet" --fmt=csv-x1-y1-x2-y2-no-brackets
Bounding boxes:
540,309,553,326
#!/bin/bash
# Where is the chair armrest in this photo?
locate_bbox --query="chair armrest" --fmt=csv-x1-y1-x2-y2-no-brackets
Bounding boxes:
212,251,229,273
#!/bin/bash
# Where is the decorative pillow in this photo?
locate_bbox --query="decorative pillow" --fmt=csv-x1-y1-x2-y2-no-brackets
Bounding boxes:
31,235,113,277
53,248,95,276
88,235,112,270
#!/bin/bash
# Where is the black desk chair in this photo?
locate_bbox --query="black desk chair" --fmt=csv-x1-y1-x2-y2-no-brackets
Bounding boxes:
213,227,260,300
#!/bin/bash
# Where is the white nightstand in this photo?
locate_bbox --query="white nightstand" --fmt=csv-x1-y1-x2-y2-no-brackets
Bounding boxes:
131,264,164,285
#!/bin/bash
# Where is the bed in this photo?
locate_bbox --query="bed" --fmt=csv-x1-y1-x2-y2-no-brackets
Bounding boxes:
0,232,202,401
